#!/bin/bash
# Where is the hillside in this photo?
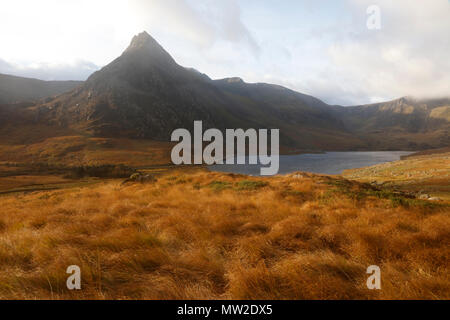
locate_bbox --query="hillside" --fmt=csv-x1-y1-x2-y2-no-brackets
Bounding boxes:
0,73,82,104
336,97,450,150
343,151,450,200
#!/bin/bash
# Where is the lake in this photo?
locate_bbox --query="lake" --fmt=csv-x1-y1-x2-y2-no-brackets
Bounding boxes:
209,151,414,176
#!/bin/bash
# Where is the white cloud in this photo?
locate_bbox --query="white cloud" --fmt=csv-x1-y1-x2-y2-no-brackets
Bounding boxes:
0,58,98,81
0,0,448,104
0,0,259,80
314,0,450,104
234,0,450,105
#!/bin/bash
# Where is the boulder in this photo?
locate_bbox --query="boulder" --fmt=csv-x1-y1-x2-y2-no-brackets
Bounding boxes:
122,172,157,185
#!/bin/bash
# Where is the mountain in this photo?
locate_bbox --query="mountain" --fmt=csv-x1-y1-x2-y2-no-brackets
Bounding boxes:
1,31,448,155
32,32,362,149
336,97,450,149
0,73,82,104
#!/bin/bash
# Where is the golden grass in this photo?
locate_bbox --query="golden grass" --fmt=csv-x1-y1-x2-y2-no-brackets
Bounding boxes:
0,134,172,167
344,152,450,200
0,170,448,300
0,175,71,192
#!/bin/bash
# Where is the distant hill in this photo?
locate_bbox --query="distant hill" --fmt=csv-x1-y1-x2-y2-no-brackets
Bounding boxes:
0,73,82,104
336,97,450,150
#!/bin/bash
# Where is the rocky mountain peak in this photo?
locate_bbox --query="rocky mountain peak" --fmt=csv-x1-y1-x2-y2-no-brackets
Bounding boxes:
120,31,177,67
125,31,157,51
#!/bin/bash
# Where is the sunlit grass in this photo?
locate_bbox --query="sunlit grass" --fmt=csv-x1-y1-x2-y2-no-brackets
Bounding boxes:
0,171,448,299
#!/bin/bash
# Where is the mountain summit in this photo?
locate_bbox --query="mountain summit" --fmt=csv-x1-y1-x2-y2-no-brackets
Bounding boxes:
122,31,177,67
34,32,243,139
125,31,163,52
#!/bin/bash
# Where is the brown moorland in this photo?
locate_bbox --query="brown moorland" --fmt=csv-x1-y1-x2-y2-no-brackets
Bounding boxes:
0,169,448,299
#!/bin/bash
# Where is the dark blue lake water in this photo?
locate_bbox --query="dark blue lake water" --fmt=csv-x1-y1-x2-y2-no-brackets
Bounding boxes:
209,151,413,176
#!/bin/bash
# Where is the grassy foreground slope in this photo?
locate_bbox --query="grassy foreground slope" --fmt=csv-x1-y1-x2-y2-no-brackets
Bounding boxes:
0,170,448,299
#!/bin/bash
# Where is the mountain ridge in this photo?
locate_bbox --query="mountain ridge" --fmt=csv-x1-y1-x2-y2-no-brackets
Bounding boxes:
1,31,448,153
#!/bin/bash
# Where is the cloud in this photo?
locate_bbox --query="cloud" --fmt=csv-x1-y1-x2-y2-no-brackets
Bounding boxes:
209,1,261,56
128,0,260,54
308,0,450,104
0,58,99,81
128,0,216,48
0,0,447,105
0,0,260,81
251,0,450,105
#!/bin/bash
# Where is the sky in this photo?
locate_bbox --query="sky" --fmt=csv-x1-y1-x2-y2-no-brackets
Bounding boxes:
0,0,449,106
